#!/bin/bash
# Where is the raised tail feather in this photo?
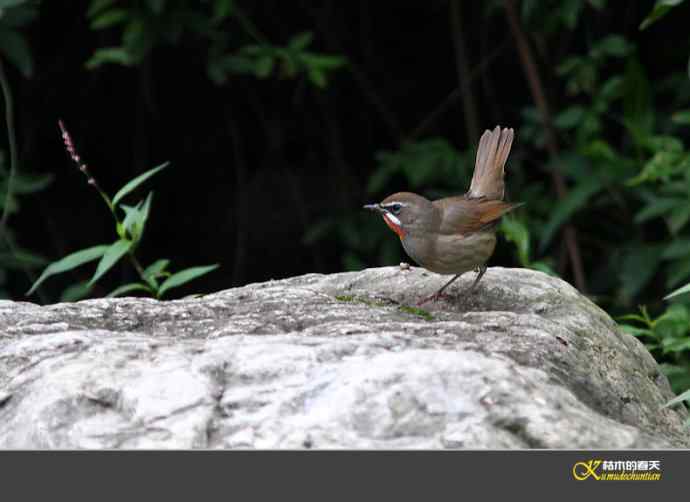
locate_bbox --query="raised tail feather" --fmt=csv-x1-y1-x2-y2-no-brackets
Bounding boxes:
467,126,514,201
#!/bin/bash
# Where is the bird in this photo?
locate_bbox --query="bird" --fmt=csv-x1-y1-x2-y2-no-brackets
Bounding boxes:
364,126,522,305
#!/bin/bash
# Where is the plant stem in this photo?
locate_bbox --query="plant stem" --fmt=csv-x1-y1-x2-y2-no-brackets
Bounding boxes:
503,0,587,293
0,58,49,303
0,58,17,238
127,250,147,283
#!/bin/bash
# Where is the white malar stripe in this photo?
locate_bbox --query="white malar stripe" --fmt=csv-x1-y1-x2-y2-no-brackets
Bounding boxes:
385,212,402,226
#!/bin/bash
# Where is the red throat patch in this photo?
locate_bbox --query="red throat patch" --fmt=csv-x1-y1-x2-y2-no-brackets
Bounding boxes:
383,214,406,239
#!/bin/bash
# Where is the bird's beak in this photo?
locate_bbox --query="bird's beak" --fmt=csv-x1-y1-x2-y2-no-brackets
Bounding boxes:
363,203,383,213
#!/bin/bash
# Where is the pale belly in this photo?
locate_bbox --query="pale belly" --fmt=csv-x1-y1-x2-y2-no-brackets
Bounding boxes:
401,231,496,275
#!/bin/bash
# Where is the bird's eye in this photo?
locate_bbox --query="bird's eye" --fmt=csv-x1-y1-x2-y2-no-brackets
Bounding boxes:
390,204,402,215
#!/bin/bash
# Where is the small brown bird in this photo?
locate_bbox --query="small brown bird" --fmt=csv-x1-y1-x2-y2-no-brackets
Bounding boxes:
364,126,521,305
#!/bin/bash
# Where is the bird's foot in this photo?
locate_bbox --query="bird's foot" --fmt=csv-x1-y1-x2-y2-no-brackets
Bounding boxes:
416,292,452,306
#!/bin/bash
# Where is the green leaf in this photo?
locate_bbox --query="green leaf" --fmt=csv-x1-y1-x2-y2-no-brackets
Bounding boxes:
662,239,690,259
619,245,663,302
634,197,681,223
121,203,142,238
530,261,558,276
662,388,690,408
640,0,686,30
539,176,603,250
88,239,133,286
107,282,152,298
623,58,653,137
90,8,129,30
158,264,219,298
289,32,313,51
85,47,132,69
143,258,170,278
120,192,153,242
26,245,109,296
662,337,690,353
592,35,630,58
666,259,690,289
142,258,169,288
668,204,690,234
307,66,326,88
112,162,169,206
665,282,690,300
0,249,47,269
500,217,530,266
0,28,33,77
619,324,654,338
87,0,116,17
554,106,585,130
254,55,274,78
617,313,649,324
60,281,92,302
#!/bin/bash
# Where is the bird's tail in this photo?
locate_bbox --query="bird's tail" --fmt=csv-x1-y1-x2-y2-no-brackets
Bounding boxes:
467,126,514,201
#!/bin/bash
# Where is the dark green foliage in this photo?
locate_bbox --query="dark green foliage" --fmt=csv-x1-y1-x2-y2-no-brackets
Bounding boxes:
85,0,346,86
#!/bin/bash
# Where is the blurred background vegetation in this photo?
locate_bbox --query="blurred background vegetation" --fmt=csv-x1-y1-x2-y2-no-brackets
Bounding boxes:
1,0,690,395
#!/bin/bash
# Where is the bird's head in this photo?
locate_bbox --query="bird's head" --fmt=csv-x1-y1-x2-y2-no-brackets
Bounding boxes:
363,192,435,238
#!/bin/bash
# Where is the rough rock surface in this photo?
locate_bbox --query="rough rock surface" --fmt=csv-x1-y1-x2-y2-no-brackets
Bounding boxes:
0,266,687,449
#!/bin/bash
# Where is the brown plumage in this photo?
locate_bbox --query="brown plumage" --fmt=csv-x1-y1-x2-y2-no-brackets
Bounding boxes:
364,126,521,304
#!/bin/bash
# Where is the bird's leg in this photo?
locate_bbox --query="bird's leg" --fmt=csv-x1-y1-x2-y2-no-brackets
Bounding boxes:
416,273,462,306
416,266,488,305
468,265,487,293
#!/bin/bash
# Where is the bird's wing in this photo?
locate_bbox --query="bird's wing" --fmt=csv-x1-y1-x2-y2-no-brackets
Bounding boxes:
435,197,523,235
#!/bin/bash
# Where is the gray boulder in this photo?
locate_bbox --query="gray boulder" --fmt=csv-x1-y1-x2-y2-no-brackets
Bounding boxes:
0,266,687,448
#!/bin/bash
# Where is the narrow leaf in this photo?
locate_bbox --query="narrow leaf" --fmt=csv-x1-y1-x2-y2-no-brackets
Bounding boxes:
158,264,219,298
85,47,132,69
144,258,170,278
88,239,132,286
87,0,116,17
640,0,686,30
662,388,690,408
665,282,690,300
90,8,128,30
289,32,313,51
121,202,143,239
112,162,169,206
60,281,92,302
107,282,152,298
26,245,109,296
143,258,169,288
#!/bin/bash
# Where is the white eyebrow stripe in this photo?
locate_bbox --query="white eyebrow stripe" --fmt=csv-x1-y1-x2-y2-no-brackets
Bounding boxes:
382,201,408,208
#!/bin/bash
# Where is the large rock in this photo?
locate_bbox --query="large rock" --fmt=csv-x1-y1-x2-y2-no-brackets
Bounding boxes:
0,266,687,448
